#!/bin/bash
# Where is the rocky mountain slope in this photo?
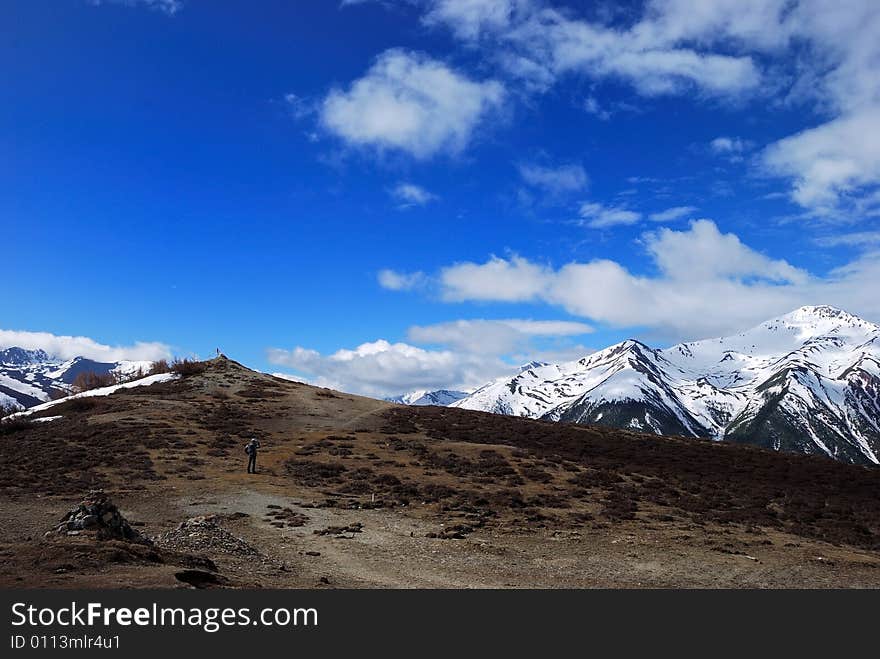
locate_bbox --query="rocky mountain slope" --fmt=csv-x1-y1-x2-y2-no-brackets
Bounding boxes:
0,347,153,410
452,306,880,465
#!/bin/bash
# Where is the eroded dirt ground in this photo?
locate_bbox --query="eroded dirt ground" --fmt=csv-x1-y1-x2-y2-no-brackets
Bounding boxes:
2,357,879,588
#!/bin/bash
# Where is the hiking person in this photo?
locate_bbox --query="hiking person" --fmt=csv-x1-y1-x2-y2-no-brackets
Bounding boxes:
245,437,261,474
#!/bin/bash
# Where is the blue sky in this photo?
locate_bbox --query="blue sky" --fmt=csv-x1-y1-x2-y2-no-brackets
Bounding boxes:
3,0,880,396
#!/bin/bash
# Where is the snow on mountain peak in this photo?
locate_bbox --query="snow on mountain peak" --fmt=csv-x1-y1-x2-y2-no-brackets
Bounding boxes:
519,360,550,372
0,347,50,366
778,305,873,330
388,389,468,406
0,347,157,410
452,307,880,465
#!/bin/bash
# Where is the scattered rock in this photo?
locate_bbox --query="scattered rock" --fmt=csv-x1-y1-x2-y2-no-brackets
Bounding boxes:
314,522,363,537
263,507,310,528
155,515,260,557
427,523,475,540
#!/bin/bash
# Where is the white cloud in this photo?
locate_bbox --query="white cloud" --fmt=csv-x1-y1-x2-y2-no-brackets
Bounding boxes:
407,318,592,353
407,1,880,218
320,49,505,158
377,269,427,291
709,136,753,162
0,329,171,363
458,1,762,97
582,96,611,120
814,231,880,248
423,0,523,40
267,315,594,396
647,205,698,223
423,219,880,339
579,202,642,228
762,108,880,214
710,136,749,154
267,340,509,398
89,0,182,14
757,1,880,216
643,219,808,284
440,255,551,301
518,162,588,194
390,182,437,208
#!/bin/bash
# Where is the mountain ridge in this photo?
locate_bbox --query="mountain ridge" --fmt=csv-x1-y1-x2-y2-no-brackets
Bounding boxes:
0,347,153,410
451,306,880,465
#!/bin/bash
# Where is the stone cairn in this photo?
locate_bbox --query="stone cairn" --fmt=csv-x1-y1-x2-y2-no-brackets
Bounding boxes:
49,490,151,545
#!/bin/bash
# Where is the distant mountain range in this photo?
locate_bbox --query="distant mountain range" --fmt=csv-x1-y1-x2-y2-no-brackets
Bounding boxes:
386,389,468,406
0,347,153,410
9,305,880,465
398,306,880,465
386,362,549,407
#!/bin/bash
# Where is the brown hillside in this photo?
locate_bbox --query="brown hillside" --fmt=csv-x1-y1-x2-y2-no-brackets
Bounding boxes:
1,356,879,589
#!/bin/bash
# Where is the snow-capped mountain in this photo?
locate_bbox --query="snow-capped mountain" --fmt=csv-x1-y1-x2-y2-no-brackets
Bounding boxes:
387,389,469,406
0,347,154,410
388,364,548,407
452,306,880,465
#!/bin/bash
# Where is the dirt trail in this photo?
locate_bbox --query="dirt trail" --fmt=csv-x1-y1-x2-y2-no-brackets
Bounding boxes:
339,402,392,430
180,487,481,588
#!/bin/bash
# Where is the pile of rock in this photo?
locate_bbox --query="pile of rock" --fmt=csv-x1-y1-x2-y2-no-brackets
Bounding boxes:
49,490,150,544
155,515,260,557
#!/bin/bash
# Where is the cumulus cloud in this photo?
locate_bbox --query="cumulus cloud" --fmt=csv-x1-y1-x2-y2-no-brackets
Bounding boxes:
762,108,880,214
419,219,880,339
647,205,698,223
579,202,642,228
518,162,588,195
267,340,509,398
320,49,504,158
757,1,880,216
643,220,808,284
267,316,594,397
440,255,551,301
0,329,171,362
377,269,427,291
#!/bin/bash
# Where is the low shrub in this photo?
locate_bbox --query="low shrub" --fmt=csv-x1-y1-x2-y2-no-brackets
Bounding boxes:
72,370,118,392
149,359,170,375
170,358,208,377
